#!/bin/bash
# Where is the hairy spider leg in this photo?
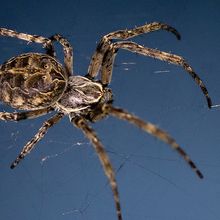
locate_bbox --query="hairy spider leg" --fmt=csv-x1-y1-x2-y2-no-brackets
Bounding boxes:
0,107,53,121
0,28,53,52
87,22,181,79
102,104,203,179
99,41,212,108
117,42,212,107
0,28,73,77
100,44,117,85
105,22,181,40
73,117,122,220
48,34,73,76
44,41,56,57
10,113,64,169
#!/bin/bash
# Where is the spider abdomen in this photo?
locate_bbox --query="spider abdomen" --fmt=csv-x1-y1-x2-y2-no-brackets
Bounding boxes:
56,76,104,114
0,53,67,110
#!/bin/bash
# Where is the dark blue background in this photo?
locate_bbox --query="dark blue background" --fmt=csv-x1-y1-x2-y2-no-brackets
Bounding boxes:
0,1,220,220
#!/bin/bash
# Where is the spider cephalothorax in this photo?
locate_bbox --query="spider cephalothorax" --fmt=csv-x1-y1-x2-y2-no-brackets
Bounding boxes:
55,76,110,114
0,23,212,220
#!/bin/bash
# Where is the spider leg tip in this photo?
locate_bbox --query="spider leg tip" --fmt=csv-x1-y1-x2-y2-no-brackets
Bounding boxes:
206,97,213,109
10,159,21,169
197,170,204,179
10,164,16,169
176,34,181,40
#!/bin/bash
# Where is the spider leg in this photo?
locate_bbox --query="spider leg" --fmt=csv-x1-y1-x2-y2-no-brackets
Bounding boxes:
100,41,212,108
48,34,73,76
0,107,53,121
87,22,181,79
105,22,181,40
100,45,117,85
102,104,203,179
0,28,53,52
73,117,122,220
0,28,73,76
10,112,64,169
44,41,56,57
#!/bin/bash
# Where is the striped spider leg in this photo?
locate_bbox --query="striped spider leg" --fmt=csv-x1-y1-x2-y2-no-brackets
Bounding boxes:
0,107,53,121
10,113,64,169
87,22,181,79
73,116,122,220
101,104,203,178
87,22,212,108
71,102,204,220
0,107,60,168
0,28,73,76
47,34,74,76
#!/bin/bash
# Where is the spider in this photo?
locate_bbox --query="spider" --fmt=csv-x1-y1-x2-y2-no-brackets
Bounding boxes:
0,22,212,220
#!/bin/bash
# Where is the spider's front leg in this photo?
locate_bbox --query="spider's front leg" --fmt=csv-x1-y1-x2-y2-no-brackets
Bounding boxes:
116,41,212,108
98,41,212,108
87,22,181,80
72,117,122,220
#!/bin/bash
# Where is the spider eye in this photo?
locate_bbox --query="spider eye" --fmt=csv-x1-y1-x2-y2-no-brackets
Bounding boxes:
41,58,51,69
44,64,49,69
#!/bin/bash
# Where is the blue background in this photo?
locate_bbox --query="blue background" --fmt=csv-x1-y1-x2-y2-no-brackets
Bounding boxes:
0,1,220,220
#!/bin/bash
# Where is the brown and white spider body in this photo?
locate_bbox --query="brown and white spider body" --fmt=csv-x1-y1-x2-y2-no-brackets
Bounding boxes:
0,23,212,220
55,75,108,114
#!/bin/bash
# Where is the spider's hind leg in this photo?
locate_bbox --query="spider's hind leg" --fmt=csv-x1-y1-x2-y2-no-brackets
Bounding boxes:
0,107,53,121
10,112,64,169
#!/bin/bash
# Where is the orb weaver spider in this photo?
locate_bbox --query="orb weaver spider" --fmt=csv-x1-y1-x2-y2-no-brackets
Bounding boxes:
0,22,212,220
